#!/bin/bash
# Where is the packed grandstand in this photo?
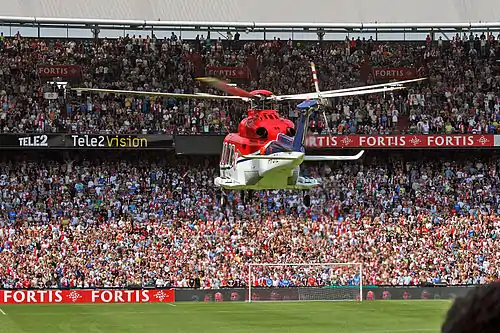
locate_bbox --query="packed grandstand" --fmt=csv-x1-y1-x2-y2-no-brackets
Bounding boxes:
1,32,500,135
0,33,500,290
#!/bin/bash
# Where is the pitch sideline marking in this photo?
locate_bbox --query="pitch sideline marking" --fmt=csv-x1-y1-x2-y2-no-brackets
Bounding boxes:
0,308,6,315
362,329,435,333
167,303,177,307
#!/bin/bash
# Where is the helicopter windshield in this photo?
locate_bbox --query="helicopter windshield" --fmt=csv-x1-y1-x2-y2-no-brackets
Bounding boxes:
276,133,294,148
252,100,276,110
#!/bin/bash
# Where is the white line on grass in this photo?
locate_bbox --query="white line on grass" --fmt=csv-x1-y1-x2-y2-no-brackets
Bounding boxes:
0,308,6,315
167,303,177,307
362,329,435,333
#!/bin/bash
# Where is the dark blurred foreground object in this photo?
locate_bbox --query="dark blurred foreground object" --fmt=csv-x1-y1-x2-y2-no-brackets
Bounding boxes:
442,281,500,333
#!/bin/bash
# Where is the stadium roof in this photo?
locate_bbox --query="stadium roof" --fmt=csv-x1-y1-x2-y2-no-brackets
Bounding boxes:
2,0,499,24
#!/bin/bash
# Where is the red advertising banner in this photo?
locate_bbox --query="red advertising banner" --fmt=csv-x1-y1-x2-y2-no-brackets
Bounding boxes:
372,67,417,80
306,134,494,149
37,65,83,78
205,66,249,79
0,289,174,304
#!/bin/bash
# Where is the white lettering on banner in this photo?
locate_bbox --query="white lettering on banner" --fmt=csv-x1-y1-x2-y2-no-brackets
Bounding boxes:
3,290,63,303
18,135,48,147
208,69,237,76
38,67,68,76
142,290,150,302
91,290,150,303
205,67,248,78
71,135,149,148
26,291,37,303
359,136,407,147
72,135,105,147
115,291,124,303
306,136,338,148
55,291,63,303
101,291,112,303
91,290,100,303
374,69,404,77
427,136,474,146
306,135,492,148
13,292,24,303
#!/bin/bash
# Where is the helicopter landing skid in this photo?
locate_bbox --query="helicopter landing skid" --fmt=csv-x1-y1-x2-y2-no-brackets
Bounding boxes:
214,176,320,190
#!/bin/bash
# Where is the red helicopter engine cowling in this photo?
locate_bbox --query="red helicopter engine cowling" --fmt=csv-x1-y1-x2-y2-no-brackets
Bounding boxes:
283,119,296,137
225,109,297,156
239,110,294,141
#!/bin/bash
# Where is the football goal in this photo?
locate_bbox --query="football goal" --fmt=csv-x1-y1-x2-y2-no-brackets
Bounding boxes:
247,263,363,302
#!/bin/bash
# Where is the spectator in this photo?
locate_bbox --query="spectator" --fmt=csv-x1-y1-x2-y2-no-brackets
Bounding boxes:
0,150,498,289
0,35,499,135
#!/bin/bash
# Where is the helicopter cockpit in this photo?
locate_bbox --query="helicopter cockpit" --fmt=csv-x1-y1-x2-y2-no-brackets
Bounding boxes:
250,99,277,111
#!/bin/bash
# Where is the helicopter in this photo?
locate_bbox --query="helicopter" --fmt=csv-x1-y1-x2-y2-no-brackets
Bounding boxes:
72,63,425,193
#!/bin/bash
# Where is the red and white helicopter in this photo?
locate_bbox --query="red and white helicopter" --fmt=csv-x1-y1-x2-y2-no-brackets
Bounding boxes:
73,63,425,192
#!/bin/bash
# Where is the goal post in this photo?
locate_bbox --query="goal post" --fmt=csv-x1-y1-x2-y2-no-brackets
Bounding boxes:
247,263,363,302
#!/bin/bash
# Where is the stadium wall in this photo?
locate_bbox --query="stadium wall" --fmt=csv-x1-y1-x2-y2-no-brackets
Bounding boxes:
1,134,498,152
176,286,472,302
0,286,475,304
2,0,499,23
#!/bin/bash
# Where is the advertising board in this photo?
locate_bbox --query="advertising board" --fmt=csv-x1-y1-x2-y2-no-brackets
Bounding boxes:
0,289,174,304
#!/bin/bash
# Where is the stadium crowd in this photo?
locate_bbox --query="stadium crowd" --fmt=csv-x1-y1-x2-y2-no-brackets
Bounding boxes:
0,151,498,289
0,33,500,135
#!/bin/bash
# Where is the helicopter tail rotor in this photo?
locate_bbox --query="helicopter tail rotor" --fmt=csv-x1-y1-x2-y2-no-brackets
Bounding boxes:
310,62,328,106
311,62,321,95
309,62,332,135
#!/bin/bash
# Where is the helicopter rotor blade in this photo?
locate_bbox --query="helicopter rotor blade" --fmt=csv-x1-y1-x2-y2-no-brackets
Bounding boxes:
197,77,259,99
274,85,407,101
71,88,248,101
316,77,427,96
273,77,426,101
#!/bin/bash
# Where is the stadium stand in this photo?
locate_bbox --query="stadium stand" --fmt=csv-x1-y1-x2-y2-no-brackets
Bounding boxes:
1,34,500,135
0,150,498,289
0,29,500,290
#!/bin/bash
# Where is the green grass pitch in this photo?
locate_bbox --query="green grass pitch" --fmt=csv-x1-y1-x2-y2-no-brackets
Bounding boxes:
0,301,451,333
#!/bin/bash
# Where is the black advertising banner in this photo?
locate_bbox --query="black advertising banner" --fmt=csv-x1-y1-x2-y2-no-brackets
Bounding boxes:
0,134,174,150
173,286,475,302
4,133,499,151
174,135,225,155
0,134,64,148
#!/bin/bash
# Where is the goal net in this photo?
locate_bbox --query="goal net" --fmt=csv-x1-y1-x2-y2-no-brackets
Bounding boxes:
247,263,362,302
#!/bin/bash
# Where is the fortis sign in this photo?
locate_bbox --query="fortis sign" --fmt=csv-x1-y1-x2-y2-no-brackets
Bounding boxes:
0,289,175,304
37,65,83,79
306,134,494,148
